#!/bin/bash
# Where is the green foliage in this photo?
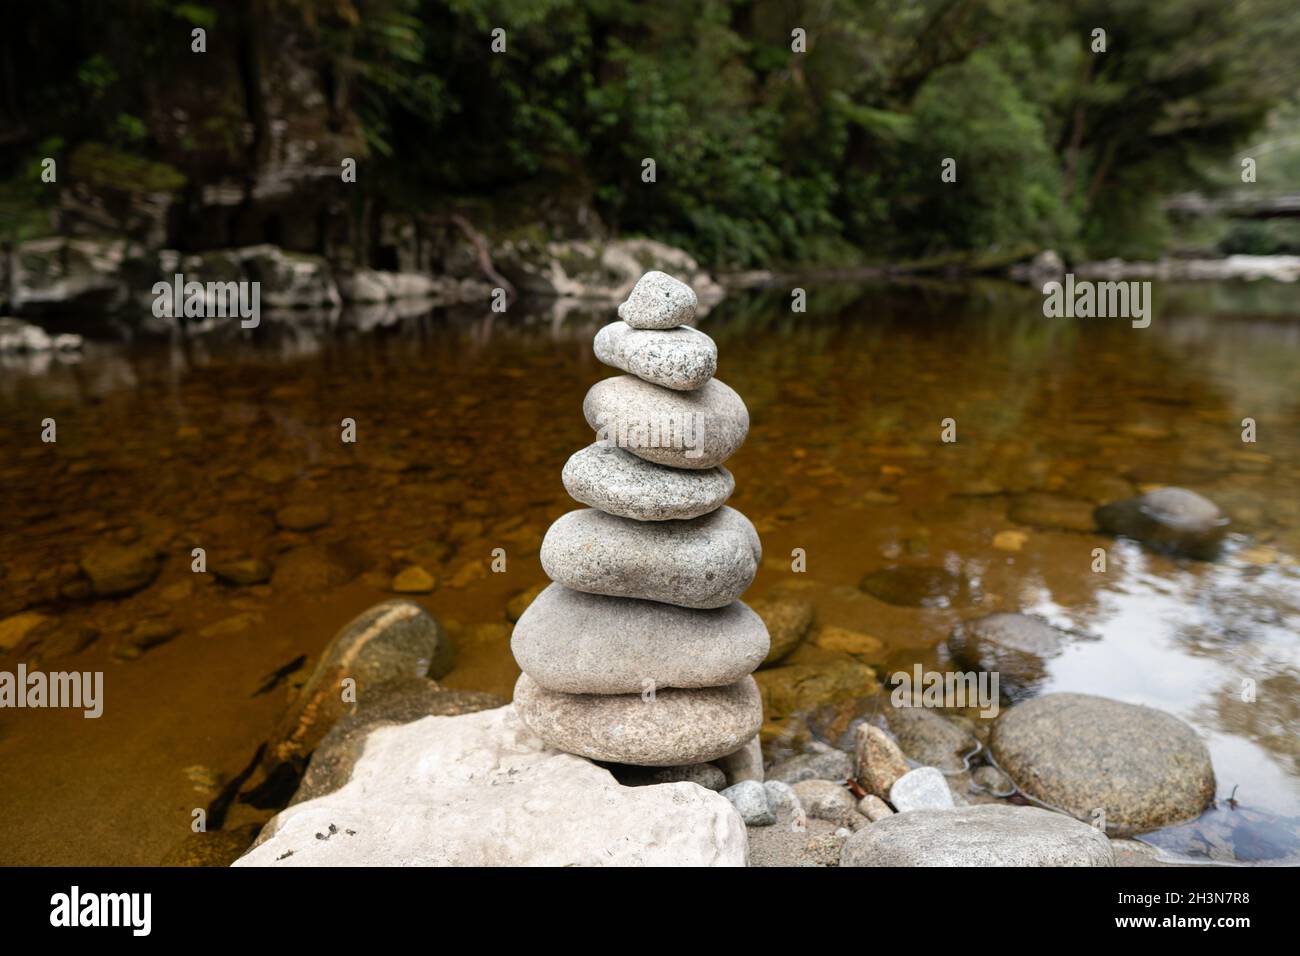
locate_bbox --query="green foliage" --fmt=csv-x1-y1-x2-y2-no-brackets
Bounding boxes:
68,143,187,194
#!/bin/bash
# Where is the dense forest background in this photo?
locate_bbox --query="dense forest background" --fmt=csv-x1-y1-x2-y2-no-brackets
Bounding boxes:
2,0,1298,271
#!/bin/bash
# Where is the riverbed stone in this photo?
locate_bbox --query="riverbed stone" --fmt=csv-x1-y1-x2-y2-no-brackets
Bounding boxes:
238,706,747,866
721,780,775,825
763,780,801,816
714,735,764,785
79,542,160,596
991,693,1216,835
792,779,862,828
886,707,979,771
617,270,698,329
513,673,763,767
858,794,894,821
840,805,1114,866
949,612,1074,702
594,321,717,390
858,565,974,608
754,596,815,666
540,506,760,609
583,374,749,470
561,443,734,521
889,767,956,811
1008,492,1099,532
854,724,912,799
754,657,875,722
511,583,768,693
1095,486,1229,559
768,741,853,784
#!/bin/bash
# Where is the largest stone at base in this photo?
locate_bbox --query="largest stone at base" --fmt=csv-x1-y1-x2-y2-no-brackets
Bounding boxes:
234,706,748,866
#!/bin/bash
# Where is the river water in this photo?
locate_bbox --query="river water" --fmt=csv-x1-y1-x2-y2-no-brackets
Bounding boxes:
1,278,1297,865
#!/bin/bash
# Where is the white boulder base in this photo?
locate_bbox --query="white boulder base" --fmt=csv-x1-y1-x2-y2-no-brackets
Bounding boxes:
540,506,761,609
840,805,1114,867
617,270,698,329
512,583,769,694
235,706,747,866
562,443,734,521
583,374,749,470
513,673,764,766
594,321,718,391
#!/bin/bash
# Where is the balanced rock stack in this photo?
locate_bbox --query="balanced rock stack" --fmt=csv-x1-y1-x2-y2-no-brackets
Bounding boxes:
512,271,767,767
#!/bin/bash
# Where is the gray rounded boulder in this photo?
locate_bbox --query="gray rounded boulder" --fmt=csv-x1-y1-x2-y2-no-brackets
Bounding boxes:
513,673,764,766
540,506,761,609
948,612,1074,702
583,374,749,470
511,583,769,694
991,692,1215,835
1095,487,1229,559
840,805,1114,866
562,443,734,521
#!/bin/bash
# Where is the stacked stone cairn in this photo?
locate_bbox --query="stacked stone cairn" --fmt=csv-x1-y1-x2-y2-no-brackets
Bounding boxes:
512,271,767,768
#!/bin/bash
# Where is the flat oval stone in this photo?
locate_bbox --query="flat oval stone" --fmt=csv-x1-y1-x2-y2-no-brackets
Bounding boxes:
513,673,764,766
512,583,768,694
583,375,749,470
617,270,697,329
594,321,717,391
562,443,733,521
990,693,1216,835
541,506,761,609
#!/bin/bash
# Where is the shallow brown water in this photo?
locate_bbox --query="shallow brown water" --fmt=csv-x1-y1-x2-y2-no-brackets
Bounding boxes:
1,279,1298,864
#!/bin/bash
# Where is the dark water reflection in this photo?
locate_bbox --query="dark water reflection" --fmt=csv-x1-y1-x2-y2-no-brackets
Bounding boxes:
1,279,1297,864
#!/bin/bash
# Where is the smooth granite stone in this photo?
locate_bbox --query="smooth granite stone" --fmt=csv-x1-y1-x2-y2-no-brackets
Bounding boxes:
594,321,718,391
990,693,1216,836
540,506,761,609
511,583,769,694
513,673,764,767
561,443,734,521
889,767,956,812
715,735,764,785
1095,486,1229,559
617,270,698,329
583,375,749,470
840,805,1115,867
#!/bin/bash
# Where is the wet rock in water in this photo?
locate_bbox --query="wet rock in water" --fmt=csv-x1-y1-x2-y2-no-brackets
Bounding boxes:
540,506,760,609
889,767,956,812
562,443,734,521
582,375,749,470
79,542,160,597
111,620,181,660
792,779,865,829
754,657,875,723
615,762,727,791
858,794,894,821
768,741,853,784
212,557,272,587
972,765,1016,797
714,735,764,785
160,824,263,867
814,625,885,659
263,600,453,771
840,805,1114,867
512,583,768,694
858,565,973,608
270,544,360,591
617,270,698,329
753,596,815,666
238,706,747,866
505,582,547,622
1008,492,1099,532
513,673,763,767
594,321,717,390
0,611,50,651
390,565,436,594
948,612,1073,702
854,724,912,800
292,679,506,804
885,707,979,771
721,780,775,825
274,503,332,532
991,693,1216,835
1094,487,1229,559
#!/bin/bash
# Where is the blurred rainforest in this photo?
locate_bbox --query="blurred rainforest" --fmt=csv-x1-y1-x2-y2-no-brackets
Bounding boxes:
1,0,1298,268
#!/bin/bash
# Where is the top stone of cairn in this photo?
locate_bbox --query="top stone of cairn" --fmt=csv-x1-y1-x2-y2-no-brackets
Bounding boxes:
618,270,698,329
